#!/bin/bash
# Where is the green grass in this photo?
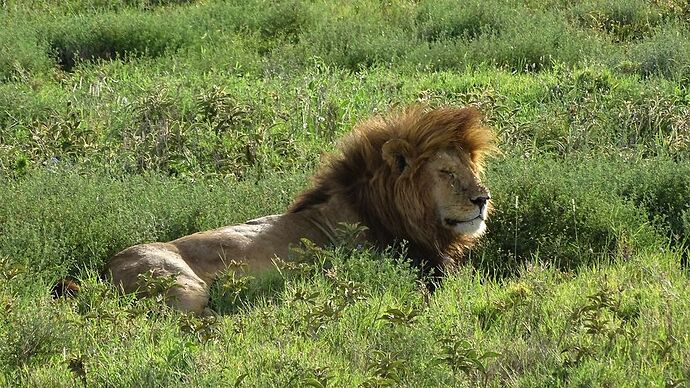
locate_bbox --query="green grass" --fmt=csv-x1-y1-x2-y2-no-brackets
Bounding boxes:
1,0,690,386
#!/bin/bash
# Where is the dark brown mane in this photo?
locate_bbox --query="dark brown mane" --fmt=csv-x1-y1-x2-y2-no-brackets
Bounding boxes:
289,106,495,271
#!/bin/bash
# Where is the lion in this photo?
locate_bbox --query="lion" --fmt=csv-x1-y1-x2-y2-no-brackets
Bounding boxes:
105,106,496,314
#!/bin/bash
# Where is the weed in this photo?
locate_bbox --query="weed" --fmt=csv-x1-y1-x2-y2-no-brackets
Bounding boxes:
0,256,24,282
627,25,690,79
296,367,334,388
432,336,501,383
179,314,220,342
333,223,369,250
362,351,404,387
326,272,369,306
135,269,181,301
43,9,191,71
560,344,595,369
66,353,87,386
377,306,422,327
572,0,661,41
277,238,335,277
1,304,75,368
416,0,505,41
216,269,255,306
195,85,250,134
565,284,636,363
289,287,320,306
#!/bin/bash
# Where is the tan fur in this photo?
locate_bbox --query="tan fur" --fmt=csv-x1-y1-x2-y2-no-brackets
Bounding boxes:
105,106,496,314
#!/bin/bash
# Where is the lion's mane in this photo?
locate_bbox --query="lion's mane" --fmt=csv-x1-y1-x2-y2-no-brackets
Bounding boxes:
290,106,496,273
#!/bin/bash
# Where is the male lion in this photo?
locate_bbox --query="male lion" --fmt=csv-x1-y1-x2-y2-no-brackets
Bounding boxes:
106,106,495,314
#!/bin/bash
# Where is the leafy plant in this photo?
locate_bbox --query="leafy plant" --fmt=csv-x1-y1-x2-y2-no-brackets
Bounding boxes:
361,351,404,387
179,314,220,342
297,367,335,388
217,267,255,305
432,336,500,382
377,306,422,326
136,269,181,300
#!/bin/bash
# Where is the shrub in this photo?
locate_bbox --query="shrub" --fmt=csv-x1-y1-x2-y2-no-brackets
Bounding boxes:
240,0,310,38
0,302,75,369
474,157,663,276
302,3,416,70
618,160,690,244
415,0,506,42
43,10,192,71
625,25,690,79
410,7,601,72
0,18,52,80
0,169,303,277
475,10,599,72
571,0,662,41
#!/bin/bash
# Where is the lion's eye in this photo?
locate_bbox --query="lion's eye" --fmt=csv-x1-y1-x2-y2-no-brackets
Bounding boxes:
440,170,455,179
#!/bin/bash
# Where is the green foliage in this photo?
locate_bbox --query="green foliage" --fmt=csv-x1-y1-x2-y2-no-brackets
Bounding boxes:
571,0,662,41
362,351,405,386
432,336,500,381
0,170,303,278
238,0,309,38
626,25,690,79
618,160,690,243
416,0,506,41
0,17,53,81
43,11,191,71
2,0,690,79
377,306,422,326
136,269,182,300
0,301,76,369
2,2,690,176
2,0,690,385
303,3,413,71
475,157,663,276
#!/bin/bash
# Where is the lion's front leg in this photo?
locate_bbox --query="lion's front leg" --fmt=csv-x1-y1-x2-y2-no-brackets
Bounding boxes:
165,273,210,315
106,242,211,314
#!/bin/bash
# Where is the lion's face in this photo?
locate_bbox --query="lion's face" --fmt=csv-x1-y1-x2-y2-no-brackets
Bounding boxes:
424,149,490,238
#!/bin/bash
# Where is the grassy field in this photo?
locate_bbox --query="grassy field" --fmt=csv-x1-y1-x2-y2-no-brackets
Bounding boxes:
1,0,690,386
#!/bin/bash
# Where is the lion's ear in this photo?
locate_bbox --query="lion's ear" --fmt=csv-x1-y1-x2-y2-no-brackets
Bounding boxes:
382,138,413,173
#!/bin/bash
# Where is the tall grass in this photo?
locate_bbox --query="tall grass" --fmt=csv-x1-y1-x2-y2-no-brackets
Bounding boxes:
571,0,663,41
0,156,684,285
2,0,690,79
1,0,690,386
2,65,689,177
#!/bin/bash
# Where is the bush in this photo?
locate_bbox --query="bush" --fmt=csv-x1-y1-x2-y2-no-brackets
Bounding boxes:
0,301,75,369
237,0,309,38
43,11,192,71
302,2,416,70
625,25,690,79
415,0,506,42
0,17,52,80
619,160,690,243
0,170,304,277
477,10,599,72
474,157,663,276
571,0,662,41
409,7,601,72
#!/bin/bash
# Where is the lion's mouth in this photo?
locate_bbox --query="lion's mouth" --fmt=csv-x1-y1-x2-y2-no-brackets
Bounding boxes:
444,215,482,226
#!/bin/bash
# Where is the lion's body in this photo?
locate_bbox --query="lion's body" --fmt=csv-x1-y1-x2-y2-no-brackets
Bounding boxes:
106,106,495,314
107,198,359,313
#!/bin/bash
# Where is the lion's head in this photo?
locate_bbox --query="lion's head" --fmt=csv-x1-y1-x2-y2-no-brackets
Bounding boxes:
290,106,496,271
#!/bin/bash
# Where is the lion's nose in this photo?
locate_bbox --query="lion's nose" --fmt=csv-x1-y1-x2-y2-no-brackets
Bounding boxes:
470,195,491,208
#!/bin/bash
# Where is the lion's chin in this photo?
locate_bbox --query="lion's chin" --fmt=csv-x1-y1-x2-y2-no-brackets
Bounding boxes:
444,217,487,237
